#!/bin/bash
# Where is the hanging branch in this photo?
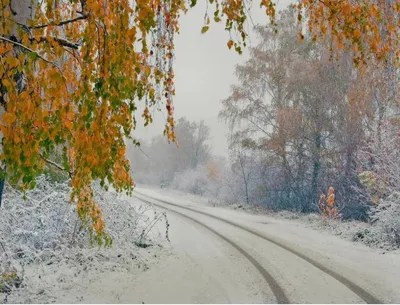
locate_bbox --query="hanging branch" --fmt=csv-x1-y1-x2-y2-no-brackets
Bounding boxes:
0,36,57,66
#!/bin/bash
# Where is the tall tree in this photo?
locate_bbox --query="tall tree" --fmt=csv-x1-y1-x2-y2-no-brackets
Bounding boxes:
1,0,399,237
190,120,211,169
221,7,392,215
127,117,211,186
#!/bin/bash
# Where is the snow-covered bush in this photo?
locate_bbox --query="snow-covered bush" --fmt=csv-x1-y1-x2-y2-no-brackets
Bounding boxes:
351,121,400,248
349,192,400,249
0,176,167,262
170,163,261,207
171,167,210,196
369,192,400,248
0,175,169,302
357,121,400,202
0,177,74,265
215,169,245,205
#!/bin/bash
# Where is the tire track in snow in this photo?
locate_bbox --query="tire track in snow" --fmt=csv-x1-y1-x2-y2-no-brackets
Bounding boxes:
135,196,290,304
135,192,382,304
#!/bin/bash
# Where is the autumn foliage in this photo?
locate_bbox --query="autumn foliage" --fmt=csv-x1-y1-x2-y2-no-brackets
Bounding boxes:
318,187,338,217
1,0,399,240
296,1,400,65
0,0,182,241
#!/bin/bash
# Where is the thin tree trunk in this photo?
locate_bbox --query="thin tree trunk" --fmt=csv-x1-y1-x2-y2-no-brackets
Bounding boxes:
0,178,4,208
311,131,322,208
0,1,36,205
345,149,354,179
240,157,250,205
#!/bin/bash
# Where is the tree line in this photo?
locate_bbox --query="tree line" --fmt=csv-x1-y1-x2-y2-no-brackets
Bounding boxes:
220,8,399,220
130,8,400,224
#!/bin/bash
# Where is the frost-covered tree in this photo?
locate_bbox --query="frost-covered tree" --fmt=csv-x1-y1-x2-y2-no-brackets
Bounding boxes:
127,117,212,186
220,7,399,218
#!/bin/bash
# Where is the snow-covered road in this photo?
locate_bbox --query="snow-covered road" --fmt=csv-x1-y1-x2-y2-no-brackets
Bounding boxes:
130,187,400,304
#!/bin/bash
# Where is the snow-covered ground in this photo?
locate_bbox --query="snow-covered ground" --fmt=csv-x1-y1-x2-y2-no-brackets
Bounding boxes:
4,245,170,303
0,177,170,303
135,184,400,303
2,179,399,303
137,184,400,253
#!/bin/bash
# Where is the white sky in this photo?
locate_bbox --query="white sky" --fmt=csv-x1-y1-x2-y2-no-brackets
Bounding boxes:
135,0,292,158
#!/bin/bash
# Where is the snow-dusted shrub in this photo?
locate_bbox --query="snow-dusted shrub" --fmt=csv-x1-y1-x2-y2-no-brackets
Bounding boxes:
349,192,400,249
216,169,244,205
171,167,210,196
357,121,400,202
351,120,400,245
0,175,169,302
369,192,400,248
0,176,166,261
0,177,74,264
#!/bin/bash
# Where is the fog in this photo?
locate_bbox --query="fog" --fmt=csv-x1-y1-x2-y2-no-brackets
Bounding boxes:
134,0,292,158
2,1,400,303
128,0,400,225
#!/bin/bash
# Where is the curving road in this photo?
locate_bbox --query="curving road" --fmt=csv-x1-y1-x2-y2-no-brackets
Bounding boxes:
127,189,399,304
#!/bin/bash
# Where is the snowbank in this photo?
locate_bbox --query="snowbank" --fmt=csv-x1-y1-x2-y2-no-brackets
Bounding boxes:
0,176,169,303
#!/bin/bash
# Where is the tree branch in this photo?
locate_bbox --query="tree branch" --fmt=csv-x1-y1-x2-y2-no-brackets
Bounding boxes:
0,36,56,66
32,15,87,29
138,146,150,159
36,36,80,49
40,153,72,178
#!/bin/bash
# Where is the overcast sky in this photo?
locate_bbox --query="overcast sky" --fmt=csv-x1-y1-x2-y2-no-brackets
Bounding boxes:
135,0,292,158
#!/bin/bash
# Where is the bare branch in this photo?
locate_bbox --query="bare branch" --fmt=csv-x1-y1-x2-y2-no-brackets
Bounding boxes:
39,153,72,178
138,146,150,159
32,15,87,29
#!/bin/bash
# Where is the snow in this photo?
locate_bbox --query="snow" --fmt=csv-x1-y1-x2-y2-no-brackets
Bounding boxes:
0,176,170,303
136,184,400,303
2,178,399,303
137,184,400,251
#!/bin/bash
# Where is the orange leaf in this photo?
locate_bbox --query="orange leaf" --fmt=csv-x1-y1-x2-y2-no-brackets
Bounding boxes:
353,29,361,39
64,120,73,130
2,112,17,125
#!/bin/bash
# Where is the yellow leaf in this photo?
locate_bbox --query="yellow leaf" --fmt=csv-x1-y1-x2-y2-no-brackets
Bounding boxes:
201,26,209,34
6,56,20,69
2,112,17,125
1,79,11,88
64,120,73,130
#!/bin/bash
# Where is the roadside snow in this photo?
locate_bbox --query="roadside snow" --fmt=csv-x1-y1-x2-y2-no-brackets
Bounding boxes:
3,180,399,303
136,184,400,253
136,184,400,302
0,177,170,303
